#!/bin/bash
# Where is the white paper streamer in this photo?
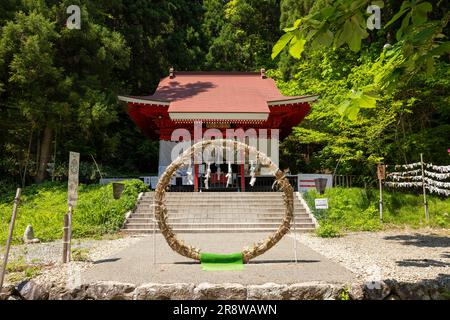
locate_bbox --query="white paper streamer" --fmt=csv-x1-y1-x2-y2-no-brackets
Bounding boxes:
385,182,423,188
425,164,450,173
393,163,421,170
424,170,450,180
426,185,450,196
424,177,450,189
388,175,422,182
386,161,450,197
387,169,421,177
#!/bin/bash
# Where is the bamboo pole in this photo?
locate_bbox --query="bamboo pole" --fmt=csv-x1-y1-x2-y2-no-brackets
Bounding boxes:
377,164,386,224
0,188,22,291
67,205,73,262
379,178,383,223
292,208,298,263
420,154,429,222
90,154,103,179
62,205,73,263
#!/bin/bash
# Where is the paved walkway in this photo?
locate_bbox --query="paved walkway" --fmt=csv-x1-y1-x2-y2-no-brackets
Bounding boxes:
82,233,355,285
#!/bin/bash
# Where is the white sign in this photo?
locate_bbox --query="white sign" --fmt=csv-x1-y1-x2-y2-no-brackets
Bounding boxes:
68,152,80,207
315,198,329,210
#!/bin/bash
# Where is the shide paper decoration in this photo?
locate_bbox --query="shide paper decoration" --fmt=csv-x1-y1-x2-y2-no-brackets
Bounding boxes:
386,162,450,197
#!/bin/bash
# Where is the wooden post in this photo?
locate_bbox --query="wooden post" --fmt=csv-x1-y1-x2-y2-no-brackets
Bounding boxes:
420,154,429,222
0,188,21,291
62,213,70,263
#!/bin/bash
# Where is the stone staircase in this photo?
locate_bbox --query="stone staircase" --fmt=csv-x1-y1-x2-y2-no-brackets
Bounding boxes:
122,192,316,234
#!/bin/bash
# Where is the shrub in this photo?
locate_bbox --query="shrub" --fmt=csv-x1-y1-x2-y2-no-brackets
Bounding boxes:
304,187,450,237
316,223,341,238
0,180,149,244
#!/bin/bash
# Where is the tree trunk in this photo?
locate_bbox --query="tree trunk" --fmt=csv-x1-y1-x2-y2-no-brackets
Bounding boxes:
35,127,53,183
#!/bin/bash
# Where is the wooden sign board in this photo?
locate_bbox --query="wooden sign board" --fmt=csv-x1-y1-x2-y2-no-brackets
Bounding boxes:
68,152,80,207
377,164,386,180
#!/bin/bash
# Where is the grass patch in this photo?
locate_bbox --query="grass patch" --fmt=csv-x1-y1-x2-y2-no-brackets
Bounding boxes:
0,180,148,244
4,256,44,283
71,248,91,262
304,188,450,237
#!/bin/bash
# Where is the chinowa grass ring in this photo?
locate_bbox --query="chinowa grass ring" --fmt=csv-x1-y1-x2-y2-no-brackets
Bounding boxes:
153,139,294,263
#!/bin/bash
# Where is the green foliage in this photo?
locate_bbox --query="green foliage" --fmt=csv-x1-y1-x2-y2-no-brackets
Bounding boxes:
272,46,450,175
204,0,280,70
316,223,342,238
0,180,148,244
304,188,450,236
338,287,351,300
440,290,450,300
5,255,42,283
273,0,449,119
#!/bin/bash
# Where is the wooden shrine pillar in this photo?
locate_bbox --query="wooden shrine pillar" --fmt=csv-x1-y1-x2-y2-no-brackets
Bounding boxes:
194,164,199,192
240,164,245,192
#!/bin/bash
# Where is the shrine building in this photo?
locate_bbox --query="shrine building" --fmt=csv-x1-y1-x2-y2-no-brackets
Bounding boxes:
118,69,317,192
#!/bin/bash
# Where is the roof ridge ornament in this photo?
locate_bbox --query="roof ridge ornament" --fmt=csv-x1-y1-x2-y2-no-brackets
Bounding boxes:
169,67,175,79
260,68,267,79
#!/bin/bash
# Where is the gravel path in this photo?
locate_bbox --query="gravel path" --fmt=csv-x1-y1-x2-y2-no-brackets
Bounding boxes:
0,236,143,287
293,228,450,284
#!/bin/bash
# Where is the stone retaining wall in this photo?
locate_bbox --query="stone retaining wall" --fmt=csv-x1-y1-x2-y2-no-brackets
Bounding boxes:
1,280,449,300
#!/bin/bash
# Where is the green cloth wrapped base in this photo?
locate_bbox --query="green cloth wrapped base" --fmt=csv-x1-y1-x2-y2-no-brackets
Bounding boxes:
200,252,244,271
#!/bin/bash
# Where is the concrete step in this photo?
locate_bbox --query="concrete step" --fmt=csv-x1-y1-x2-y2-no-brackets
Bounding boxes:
149,194,286,198
122,228,315,234
135,206,305,211
123,192,316,234
147,192,285,196
135,208,306,216
129,213,312,219
138,201,293,207
124,222,315,230
140,197,289,202
126,217,313,224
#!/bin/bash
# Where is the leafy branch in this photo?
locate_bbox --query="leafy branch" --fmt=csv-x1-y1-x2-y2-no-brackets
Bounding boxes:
272,0,449,119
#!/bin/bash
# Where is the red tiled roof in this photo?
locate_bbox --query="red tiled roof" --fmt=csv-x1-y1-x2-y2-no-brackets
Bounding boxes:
135,72,312,114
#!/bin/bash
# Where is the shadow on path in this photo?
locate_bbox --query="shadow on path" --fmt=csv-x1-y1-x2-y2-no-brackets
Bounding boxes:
384,234,450,248
396,259,450,268
93,258,121,265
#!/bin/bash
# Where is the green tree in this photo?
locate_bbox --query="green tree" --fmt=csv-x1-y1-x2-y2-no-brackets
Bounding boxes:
0,1,130,183
204,0,281,70
272,0,449,118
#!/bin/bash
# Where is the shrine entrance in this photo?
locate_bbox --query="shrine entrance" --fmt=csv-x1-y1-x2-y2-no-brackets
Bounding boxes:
197,163,240,192
118,69,317,192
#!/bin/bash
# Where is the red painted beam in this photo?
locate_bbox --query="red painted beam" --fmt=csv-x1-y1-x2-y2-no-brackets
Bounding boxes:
194,164,199,192
240,164,245,192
